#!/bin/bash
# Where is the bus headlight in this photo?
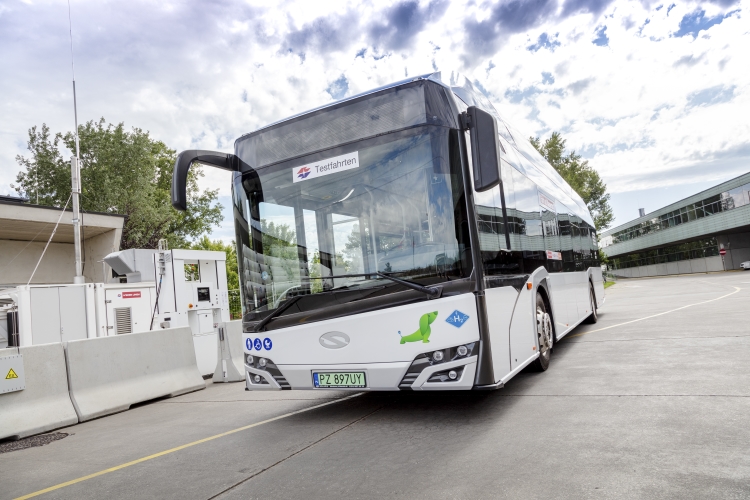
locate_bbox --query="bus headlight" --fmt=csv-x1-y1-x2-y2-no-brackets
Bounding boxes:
426,343,476,365
398,342,478,389
428,366,464,383
246,357,290,389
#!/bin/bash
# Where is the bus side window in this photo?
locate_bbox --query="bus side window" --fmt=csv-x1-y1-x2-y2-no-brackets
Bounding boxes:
511,168,545,272
473,173,509,276
558,211,575,272
541,193,562,273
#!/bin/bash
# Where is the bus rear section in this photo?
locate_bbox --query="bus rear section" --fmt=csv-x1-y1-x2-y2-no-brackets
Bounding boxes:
171,71,604,391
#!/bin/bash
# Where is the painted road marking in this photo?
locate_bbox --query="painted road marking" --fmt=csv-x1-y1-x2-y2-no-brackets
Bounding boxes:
14,393,363,500
568,285,742,339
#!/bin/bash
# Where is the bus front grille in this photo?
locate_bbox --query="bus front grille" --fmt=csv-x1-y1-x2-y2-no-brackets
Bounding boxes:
399,373,420,390
265,362,291,389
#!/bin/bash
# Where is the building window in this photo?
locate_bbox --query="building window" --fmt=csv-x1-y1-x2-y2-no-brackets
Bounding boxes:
601,182,750,248
608,237,719,269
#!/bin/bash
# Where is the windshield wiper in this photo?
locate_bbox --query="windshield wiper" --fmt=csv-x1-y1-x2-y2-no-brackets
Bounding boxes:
374,272,442,298
304,272,442,298
253,295,302,332
253,273,442,331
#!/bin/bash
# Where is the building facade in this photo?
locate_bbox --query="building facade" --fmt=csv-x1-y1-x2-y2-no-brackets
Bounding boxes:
0,197,125,286
600,172,750,278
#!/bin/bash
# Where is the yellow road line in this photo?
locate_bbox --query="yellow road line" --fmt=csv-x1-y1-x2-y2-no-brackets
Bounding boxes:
567,286,742,339
15,393,363,500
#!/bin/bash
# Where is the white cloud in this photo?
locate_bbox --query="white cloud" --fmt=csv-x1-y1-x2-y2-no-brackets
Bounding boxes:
1,0,748,234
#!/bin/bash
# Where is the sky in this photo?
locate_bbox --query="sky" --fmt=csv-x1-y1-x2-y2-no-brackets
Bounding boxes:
1,0,748,241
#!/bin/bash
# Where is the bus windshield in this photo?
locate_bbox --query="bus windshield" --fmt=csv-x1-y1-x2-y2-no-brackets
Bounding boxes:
233,125,471,320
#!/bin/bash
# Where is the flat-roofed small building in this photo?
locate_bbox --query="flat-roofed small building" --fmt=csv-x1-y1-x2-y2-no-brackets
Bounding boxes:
600,172,750,278
0,196,125,286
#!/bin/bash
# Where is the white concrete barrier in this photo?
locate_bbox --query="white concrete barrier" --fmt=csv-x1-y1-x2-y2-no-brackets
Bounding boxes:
0,344,78,440
690,258,707,273
226,320,245,375
611,256,730,279
706,256,723,272
66,327,205,421
213,323,243,383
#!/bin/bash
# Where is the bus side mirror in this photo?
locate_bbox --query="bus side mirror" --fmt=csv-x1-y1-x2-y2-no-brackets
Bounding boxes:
462,106,502,192
171,150,241,211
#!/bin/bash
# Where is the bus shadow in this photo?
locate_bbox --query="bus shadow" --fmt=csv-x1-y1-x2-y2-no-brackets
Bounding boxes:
293,326,597,435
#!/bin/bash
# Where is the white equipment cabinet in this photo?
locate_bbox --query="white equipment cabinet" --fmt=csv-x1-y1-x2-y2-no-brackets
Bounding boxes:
147,250,231,375
9,284,97,346
92,283,156,337
2,248,231,376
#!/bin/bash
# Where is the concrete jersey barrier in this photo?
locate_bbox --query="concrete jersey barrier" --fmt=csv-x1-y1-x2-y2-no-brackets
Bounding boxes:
0,344,78,440
226,320,245,375
66,327,205,421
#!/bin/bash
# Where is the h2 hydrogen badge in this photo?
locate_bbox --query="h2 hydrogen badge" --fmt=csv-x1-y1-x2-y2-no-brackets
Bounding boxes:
293,151,359,183
446,310,469,328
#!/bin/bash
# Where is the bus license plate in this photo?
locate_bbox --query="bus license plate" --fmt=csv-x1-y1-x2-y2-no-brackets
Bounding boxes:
313,372,366,388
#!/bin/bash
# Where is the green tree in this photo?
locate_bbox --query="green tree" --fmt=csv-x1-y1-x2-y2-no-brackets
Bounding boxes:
191,236,239,290
530,132,614,231
260,220,295,249
259,220,299,283
12,119,222,249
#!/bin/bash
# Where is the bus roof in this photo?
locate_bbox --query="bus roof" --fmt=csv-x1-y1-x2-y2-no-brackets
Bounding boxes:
236,71,594,228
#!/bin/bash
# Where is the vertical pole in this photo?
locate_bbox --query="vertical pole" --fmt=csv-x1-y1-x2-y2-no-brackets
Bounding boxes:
68,1,84,284
71,155,84,283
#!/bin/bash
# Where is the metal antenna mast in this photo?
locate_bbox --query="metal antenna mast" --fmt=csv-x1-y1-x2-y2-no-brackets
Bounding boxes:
68,0,84,284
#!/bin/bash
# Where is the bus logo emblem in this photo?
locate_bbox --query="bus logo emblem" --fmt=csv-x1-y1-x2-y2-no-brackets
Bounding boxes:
446,310,469,328
399,312,438,344
319,331,350,349
297,167,311,179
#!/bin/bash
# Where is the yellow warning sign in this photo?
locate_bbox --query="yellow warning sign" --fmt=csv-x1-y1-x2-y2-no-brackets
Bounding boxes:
5,368,18,379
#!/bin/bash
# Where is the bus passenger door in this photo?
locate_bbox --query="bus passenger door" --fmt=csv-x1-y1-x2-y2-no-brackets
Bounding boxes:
508,283,537,372
484,287,515,381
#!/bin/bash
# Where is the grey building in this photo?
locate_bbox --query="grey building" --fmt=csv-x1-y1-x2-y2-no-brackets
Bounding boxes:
0,196,125,286
600,172,750,278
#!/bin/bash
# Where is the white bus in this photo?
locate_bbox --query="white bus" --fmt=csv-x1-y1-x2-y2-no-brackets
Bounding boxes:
172,72,604,391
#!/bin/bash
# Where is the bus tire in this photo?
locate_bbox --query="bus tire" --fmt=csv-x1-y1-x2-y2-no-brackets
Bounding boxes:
583,283,598,324
530,292,553,372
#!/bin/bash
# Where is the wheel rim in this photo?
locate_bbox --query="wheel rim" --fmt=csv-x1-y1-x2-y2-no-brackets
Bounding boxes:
536,306,553,359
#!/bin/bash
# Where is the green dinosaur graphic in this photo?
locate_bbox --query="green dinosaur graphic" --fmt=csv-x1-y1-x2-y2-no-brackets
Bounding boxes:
399,312,438,344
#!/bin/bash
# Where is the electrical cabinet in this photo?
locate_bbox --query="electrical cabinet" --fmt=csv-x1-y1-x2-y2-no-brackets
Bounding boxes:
2,248,231,377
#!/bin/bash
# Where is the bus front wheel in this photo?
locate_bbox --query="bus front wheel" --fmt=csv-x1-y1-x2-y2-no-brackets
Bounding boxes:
583,283,598,324
531,292,553,372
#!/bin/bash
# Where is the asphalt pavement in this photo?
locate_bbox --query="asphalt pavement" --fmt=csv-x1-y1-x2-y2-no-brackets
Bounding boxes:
2,272,749,499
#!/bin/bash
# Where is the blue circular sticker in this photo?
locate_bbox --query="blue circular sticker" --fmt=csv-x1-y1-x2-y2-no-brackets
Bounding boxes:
263,338,273,350
253,338,263,351
245,338,253,351
261,271,269,281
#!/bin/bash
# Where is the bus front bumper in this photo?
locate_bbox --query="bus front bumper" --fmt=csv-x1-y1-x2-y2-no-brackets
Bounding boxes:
245,356,477,391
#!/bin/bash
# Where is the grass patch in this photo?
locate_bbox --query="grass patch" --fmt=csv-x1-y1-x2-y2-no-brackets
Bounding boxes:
604,281,615,289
